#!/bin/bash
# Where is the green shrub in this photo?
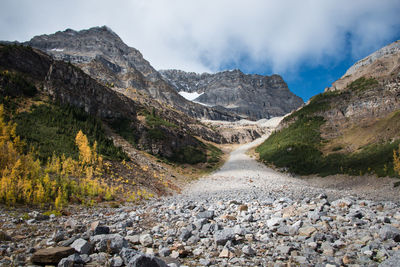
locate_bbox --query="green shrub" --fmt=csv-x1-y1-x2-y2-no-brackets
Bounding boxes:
145,112,177,128
110,117,137,145
347,77,379,92
284,91,342,121
147,128,164,140
0,70,37,97
257,115,399,177
170,145,207,164
257,116,325,174
206,143,223,164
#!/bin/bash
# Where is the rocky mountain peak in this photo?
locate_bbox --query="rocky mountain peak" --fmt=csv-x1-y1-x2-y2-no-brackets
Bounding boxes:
28,26,154,76
329,40,400,91
27,26,241,121
160,69,303,120
344,40,400,76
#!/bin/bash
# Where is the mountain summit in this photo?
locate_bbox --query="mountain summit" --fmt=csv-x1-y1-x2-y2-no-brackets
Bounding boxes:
329,40,400,91
27,26,302,121
160,69,303,119
27,26,239,121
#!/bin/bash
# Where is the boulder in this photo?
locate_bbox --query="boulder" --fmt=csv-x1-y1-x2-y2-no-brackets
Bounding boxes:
31,247,75,265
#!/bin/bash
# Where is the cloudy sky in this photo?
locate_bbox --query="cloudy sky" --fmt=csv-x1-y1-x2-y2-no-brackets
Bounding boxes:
1,0,400,100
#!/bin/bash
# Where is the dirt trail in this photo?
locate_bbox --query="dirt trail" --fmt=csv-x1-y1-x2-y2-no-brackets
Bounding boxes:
183,129,400,203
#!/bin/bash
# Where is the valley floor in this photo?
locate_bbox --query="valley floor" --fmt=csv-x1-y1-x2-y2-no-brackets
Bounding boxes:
2,134,400,266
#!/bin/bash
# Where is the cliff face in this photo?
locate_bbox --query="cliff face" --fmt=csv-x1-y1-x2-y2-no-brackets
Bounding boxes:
26,26,239,121
160,69,304,120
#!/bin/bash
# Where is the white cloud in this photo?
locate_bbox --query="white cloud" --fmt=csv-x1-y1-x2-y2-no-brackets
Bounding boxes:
0,0,399,73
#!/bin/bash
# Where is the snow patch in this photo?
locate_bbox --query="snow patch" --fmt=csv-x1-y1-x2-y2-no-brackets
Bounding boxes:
50,48,64,52
178,91,204,101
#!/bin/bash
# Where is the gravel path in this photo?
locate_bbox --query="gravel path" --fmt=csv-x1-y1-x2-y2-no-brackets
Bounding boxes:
182,134,400,203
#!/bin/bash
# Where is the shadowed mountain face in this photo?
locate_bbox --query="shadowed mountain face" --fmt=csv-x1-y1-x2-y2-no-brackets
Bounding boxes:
160,69,304,120
26,26,240,121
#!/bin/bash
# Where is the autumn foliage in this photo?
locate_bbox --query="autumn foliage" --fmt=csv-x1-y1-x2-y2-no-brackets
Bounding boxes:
393,144,400,176
0,105,115,208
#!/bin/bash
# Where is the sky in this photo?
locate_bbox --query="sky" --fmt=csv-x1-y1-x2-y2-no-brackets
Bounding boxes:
1,0,400,101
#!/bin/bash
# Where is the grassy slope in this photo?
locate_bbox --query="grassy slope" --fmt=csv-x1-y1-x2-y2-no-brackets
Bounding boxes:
257,77,400,177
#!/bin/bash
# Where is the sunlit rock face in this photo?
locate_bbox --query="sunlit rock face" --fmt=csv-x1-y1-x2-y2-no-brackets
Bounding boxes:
160,69,304,120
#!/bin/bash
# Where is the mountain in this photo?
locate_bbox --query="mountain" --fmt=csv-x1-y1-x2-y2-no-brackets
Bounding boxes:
328,40,400,91
160,69,304,120
0,44,225,165
25,26,239,121
257,40,400,177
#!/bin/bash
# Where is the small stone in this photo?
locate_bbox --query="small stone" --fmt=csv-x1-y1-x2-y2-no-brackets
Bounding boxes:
308,211,321,222
146,248,155,255
242,214,254,222
59,236,78,247
196,210,214,220
110,256,123,267
214,228,235,245
94,226,110,236
192,248,203,256
179,228,191,242
65,218,78,229
170,250,180,259
219,248,231,258
0,231,12,241
127,254,168,267
109,236,129,254
159,247,171,257
90,221,101,231
119,248,140,265
276,245,293,254
379,250,400,267
267,217,283,228
52,230,65,243
238,205,248,212
259,233,269,242
31,247,75,265
245,233,254,242
139,234,153,247
379,225,400,242
71,238,92,255
342,255,351,265
199,258,211,266
221,214,237,221
363,250,373,256
58,257,73,267
298,226,317,237
125,235,140,244
277,225,290,236
242,245,256,256
186,235,200,245
308,242,318,250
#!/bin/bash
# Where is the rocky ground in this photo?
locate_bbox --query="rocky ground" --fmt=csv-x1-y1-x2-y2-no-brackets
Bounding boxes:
1,134,400,266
